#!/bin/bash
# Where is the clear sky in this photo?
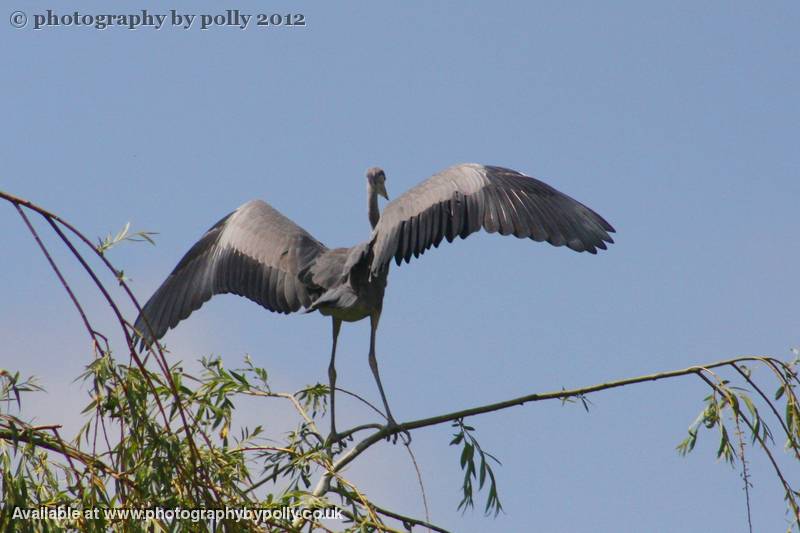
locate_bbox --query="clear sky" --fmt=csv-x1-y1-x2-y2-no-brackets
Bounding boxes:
2,2,799,531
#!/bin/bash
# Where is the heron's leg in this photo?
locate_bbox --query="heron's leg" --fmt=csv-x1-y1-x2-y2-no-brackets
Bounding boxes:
328,318,342,440
368,311,396,425
368,312,410,444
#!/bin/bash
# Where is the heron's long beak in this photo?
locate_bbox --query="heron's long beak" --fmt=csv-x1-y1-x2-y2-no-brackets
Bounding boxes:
378,183,389,200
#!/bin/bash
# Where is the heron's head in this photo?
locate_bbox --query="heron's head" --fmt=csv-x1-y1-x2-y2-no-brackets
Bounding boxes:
366,167,389,200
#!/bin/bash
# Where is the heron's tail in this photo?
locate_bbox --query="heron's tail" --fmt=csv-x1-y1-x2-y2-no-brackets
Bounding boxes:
306,286,358,314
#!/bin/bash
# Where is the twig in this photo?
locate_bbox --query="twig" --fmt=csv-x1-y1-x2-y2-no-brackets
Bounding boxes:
0,419,134,488
315,356,780,500
405,443,432,532
696,372,800,522
369,501,451,533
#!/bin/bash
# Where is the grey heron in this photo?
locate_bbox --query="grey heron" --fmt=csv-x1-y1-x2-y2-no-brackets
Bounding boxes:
134,163,615,439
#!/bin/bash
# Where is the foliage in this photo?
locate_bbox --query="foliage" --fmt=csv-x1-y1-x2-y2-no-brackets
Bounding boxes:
450,419,502,516
676,356,800,529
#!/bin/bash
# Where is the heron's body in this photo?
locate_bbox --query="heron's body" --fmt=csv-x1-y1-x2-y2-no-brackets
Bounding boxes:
305,246,388,323
134,163,615,437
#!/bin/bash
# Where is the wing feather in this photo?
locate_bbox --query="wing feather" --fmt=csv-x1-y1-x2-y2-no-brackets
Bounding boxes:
134,199,326,345
369,163,614,276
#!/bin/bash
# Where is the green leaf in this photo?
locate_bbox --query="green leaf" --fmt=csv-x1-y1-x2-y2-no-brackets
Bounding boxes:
775,385,785,401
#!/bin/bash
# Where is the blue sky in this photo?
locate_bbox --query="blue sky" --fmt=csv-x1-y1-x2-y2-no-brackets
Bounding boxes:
2,2,799,531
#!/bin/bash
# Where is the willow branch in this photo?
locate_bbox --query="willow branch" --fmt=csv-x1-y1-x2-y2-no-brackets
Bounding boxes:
315,355,778,497
369,501,450,533
0,420,134,488
696,372,800,522
2,189,222,501
733,364,800,460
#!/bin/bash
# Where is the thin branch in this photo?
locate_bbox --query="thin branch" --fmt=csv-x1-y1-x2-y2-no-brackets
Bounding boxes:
3,190,222,502
332,422,384,443
0,420,134,489
370,501,451,533
316,356,780,499
405,443,432,532
14,206,96,347
732,413,753,533
335,386,388,419
330,486,450,533
733,364,800,461
697,372,800,522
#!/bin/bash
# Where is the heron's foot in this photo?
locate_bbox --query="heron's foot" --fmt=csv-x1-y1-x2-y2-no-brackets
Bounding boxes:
325,423,359,450
324,433,339,451
383,417,412,445
324,427,352,450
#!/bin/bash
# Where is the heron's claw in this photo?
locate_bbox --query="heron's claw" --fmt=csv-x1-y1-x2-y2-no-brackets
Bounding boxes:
383,418,412,445
324,431,339,448
324,430,352,451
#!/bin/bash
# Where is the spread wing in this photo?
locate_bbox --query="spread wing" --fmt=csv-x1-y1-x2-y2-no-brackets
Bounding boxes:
134,199,327,345
369,163,615,276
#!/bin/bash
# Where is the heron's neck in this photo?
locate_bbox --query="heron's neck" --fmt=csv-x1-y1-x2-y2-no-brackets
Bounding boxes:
368,185,380,229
